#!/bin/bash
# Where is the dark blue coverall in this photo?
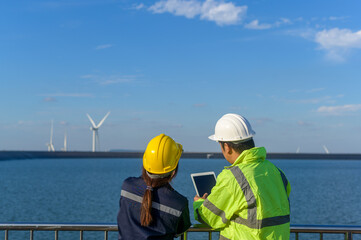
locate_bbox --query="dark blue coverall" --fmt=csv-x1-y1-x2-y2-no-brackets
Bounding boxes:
117,177,191,240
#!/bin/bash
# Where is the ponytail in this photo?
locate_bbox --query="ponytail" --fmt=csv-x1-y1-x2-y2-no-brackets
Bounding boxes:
140,177,153,226
140,166,178,226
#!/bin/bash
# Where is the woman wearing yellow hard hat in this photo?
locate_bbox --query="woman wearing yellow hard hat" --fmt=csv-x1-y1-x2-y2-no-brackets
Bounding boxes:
117,134,191,239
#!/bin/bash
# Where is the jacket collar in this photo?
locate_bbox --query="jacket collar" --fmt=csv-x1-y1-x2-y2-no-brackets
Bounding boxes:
226,147,266,168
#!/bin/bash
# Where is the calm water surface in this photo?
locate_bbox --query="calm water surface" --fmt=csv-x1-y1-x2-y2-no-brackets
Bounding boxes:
1,158,361,239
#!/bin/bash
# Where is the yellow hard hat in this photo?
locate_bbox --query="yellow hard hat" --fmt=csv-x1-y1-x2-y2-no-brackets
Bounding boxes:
143,134,183,174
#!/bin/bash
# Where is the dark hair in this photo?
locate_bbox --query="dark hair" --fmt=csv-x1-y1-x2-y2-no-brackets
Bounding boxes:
140,166,178,226
220,138,255,154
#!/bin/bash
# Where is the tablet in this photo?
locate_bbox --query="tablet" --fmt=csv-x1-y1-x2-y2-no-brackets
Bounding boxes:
191,172,217,197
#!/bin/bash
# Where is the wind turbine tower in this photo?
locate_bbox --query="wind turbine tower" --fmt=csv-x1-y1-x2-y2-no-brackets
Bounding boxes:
87,112,110,152
61,131,67,152
46,120,55,152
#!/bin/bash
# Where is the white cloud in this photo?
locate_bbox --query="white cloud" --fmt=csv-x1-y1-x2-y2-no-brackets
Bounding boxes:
43,97,57,102
315,28,361,49
40,93,93,97
317,104,361,115
306,88,325,93
95,44,113,50
60,121,69,126
97,75,137,85
315,28,361,61
149,0,202,18
81,74,138,85
81,74,96,79
245,17,291,30
297,120,312,127
200,0,247,26
244,20,271,30
134,3,145,10
148,0,247,26
297,96,335,104
286,28,316,41
328,16,348,21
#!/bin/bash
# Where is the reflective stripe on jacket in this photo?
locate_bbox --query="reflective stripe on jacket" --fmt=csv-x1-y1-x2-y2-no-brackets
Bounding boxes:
193,147,291,240
117,177,191,240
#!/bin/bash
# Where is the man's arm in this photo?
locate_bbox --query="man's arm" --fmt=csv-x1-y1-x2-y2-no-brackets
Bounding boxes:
193,171,243,229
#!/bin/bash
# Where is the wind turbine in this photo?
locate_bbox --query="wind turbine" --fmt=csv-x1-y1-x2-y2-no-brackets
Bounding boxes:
46,120,55,152
87,112,110,152
323,145,330,154
61,131,67,152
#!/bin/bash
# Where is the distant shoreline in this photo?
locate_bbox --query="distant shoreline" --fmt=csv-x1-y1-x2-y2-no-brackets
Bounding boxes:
1,150,361,160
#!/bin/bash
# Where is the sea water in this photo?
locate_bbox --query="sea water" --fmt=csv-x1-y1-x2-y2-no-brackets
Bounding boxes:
1,158,361,240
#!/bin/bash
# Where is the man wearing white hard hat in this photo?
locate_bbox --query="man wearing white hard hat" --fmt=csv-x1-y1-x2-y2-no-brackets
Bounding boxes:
193,113,291,240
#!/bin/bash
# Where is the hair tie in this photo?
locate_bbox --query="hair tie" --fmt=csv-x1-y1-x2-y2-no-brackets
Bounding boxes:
146,186,153,191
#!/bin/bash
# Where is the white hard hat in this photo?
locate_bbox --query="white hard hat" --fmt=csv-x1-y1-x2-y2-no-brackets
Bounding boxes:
209,113,256,142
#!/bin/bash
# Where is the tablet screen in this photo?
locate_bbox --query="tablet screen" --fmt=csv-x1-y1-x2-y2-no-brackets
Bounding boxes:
191,172,216,197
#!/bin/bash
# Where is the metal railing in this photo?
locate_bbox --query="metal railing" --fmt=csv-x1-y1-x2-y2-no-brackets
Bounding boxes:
1,223,361,240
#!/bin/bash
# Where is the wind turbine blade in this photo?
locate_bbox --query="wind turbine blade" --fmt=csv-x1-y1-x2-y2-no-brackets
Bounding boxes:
96,111,110,128
323,145,330,154
87,114,97,128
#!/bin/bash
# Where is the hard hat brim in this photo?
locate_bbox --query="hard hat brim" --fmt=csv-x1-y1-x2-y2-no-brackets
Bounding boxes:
208,135,218,141
208,134,254,142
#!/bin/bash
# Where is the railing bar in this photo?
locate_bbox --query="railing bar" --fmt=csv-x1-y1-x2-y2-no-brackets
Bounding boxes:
346,232,353,240
30,229,34,240
80,230,83,240
295,232,299,240
320,232,323,240
104,230,108,240
5,229,8,240
208,231,212,240
55,230,58,240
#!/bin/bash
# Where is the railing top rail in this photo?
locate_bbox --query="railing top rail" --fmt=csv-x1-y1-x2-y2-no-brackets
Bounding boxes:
1,223,361,233
0,223,118,231
290,224,361,233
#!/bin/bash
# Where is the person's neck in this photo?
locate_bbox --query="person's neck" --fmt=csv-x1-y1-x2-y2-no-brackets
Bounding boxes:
226,151,241,164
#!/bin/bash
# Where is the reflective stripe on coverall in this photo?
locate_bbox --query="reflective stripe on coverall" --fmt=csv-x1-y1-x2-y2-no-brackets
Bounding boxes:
193,147,291,240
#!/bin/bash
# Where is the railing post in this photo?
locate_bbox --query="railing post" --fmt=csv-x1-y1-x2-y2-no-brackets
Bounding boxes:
208,231,212,240
104,230,108,240
320,232,323,240
5,230,8,240
30,229,34,240
55,230,58,240
345,232,352,240
295,232,299,240
80,230,83,240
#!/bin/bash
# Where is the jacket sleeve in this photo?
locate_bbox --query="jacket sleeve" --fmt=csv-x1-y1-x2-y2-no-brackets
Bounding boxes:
176,202,191,235
193,171,245,229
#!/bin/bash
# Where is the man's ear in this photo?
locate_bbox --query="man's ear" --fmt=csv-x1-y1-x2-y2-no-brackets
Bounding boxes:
224,142,233,155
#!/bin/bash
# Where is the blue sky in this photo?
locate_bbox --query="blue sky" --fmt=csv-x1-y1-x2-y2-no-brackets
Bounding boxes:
1,0,361,153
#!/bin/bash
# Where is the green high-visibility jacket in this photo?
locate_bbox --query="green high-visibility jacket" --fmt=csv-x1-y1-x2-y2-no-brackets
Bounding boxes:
193,147,291,240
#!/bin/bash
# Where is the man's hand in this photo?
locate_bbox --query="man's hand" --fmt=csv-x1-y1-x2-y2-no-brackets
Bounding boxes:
194,193,208,201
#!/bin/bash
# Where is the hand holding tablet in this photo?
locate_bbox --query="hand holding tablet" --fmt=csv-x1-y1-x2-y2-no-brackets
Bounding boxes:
191,172,216,198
